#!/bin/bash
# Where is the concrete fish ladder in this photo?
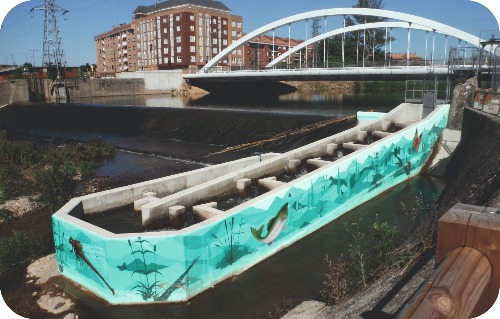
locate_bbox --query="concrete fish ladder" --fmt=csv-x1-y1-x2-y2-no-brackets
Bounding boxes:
52,103,449,303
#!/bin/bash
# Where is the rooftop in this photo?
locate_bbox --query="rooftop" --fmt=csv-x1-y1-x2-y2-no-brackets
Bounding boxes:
134,0,231,15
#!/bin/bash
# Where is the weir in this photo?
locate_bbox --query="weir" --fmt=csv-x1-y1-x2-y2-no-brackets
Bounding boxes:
52,102,449,304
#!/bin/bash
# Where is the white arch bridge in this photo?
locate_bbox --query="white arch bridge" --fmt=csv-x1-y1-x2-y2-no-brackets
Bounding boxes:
184,8,498,88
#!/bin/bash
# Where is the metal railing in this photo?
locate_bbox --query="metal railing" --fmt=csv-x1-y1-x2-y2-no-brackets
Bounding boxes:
195,59,450,74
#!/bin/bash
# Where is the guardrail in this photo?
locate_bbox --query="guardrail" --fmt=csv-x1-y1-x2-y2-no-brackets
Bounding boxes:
397,203,500,318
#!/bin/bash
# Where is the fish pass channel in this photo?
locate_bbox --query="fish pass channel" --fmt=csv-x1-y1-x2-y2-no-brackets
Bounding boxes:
52,103,449,304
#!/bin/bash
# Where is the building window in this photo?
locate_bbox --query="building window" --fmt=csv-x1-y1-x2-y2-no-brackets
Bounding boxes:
237,22,241,28
212,38,217,45
176,46,181,53
232,30,236,36
163,48,168,54
190,46,195,52
199,56,204,62
163,38,168,44
231,21,236,27
175,15,180,21
176,36,181,43
164,28,167,33
190,25,195,32
163,18,167,23
176,56,182,62
212,48,218,54
176,26,181,32
190,36,195,42
223,39,227,45
223,20,227,25
190,15,195,21
190,56,196,62
223,30,227,35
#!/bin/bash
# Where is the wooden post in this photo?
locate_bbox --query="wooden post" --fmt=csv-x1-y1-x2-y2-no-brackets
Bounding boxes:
397,203,500,318
398,247,491,319
436,203,500,317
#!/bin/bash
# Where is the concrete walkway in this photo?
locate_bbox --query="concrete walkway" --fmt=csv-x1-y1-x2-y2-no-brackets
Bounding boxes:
426,128,462,177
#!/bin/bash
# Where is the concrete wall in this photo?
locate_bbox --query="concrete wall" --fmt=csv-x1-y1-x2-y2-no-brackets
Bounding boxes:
61,71,184,99
64,78,146,99
116,70,184,92
80,153,279,215
0,80,30,106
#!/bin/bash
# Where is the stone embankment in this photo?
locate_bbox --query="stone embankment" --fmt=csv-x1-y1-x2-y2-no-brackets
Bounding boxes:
284,80,355,93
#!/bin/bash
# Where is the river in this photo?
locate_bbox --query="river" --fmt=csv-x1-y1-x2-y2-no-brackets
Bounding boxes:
1,87,445,318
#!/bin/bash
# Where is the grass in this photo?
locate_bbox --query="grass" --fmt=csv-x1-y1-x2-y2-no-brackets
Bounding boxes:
0,231,48,282
0,132,116,284
0,131,115,210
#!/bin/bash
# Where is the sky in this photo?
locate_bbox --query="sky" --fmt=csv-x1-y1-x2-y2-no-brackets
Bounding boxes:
0,0,498,67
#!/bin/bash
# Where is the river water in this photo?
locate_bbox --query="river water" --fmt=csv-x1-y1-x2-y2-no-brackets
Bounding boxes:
3,88,446,318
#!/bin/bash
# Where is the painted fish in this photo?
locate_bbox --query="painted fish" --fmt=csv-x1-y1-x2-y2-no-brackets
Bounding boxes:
413,129,423,151
69,237,115,295
251,203,288,245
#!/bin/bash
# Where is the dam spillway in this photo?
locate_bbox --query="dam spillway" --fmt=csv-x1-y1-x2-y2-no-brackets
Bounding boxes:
52,103,449,304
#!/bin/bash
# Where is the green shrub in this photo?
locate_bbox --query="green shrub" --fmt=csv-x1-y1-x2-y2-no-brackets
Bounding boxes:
0,208,16,223
321,254,352,305
0,164,28,200
0,231,46,281
81,137,115,160
0,131,39,167
79,161,95,178
371,218,398,267
35,166,76,210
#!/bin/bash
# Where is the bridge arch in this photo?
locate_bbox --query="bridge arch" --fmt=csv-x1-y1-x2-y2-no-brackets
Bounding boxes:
202,8,493,72
266,21,435,68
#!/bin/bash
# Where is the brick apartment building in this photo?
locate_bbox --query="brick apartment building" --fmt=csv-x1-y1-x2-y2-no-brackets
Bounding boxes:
244,35,306,69
95,0,243,73
95,23,137,73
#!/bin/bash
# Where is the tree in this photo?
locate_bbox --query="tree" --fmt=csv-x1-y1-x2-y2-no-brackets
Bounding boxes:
346,0,393,63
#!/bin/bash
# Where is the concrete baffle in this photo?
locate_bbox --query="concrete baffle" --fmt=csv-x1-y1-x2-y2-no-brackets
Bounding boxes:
357,131,368,143
372,130,392,139
236,178,252,195
258,177,285,190
134,192,158,211
168,205,185,228
343,142,366,152
395,121,411,128
307,158,332,168
326,143,338,156
193,202,223,220
382,120,392,131
287,159,302,174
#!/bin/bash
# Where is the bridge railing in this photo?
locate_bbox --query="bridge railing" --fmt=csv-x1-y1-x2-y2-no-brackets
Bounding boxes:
197,60,450,74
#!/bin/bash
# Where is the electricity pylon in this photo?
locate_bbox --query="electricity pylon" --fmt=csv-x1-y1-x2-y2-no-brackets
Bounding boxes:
31,0,68,67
